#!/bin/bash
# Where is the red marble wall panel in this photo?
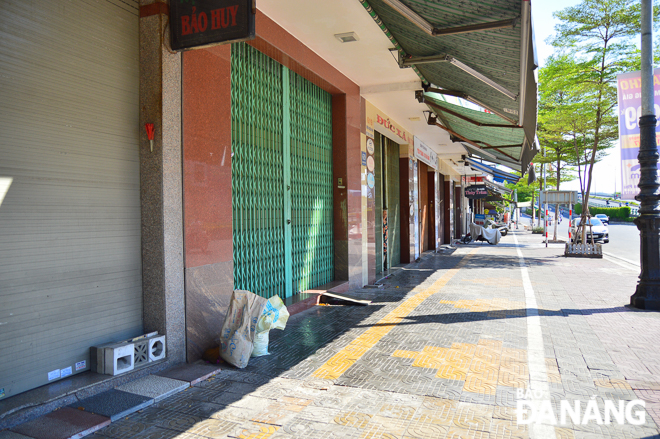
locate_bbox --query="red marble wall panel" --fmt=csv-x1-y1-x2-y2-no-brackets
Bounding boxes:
182,46,232,268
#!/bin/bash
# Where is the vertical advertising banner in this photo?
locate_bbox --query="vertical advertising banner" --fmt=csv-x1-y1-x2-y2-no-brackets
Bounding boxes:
616,69,660,199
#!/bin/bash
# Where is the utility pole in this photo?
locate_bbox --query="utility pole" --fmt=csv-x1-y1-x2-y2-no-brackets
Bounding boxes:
631,0,660,310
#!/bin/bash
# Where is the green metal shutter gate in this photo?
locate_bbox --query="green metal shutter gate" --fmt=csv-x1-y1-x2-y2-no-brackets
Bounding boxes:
231,43,333,299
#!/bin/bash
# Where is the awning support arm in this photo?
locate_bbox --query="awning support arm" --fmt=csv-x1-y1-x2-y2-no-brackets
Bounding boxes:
424,100,522,128
433,18,519,36
403,56,517,100
428,120,499,160
419,88,518,125
480,144,523,149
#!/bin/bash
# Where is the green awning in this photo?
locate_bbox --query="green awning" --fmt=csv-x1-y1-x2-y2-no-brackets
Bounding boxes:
425,94,525,163
358,0,538,172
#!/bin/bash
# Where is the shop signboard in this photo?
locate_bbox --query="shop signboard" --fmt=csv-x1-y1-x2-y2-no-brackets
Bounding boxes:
413,137,438,170
365,101,413,151
474,214,486,226
170,0,255,51
616,69,660,199
465,185,488,199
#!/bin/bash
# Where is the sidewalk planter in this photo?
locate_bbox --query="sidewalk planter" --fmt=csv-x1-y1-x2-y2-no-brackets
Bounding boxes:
564,242,603,258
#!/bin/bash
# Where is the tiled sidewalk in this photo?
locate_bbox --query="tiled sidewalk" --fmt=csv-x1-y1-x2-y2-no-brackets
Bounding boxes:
5,230,660,439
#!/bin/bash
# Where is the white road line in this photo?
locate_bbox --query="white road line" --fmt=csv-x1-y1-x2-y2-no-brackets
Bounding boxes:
603,255,639,271
556,233,640,271
602,251,640,268
513,233,556,439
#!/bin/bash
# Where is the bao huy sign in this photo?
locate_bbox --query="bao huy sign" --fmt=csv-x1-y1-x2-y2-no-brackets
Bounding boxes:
465,185,488,199
170,0,255,51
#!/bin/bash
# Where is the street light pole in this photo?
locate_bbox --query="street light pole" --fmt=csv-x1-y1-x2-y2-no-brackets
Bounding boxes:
631,0,660,310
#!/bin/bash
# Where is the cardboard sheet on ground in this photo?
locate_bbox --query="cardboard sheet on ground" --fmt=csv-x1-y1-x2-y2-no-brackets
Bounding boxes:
219,290,289,368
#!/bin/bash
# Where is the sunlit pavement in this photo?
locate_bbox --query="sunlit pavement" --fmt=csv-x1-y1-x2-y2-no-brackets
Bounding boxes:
86,231,660,439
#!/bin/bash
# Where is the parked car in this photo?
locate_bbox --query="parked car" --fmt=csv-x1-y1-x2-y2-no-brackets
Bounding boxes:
595,214,609,226
570,217,609,243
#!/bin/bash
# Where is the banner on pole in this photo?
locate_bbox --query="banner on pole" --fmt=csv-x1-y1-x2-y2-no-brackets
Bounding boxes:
616,69,660,199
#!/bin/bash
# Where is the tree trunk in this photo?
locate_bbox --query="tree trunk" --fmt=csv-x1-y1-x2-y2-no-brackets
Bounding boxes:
554,157,561,241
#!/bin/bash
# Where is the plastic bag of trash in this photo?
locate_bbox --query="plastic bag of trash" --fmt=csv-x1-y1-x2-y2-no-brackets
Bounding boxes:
219,290,268,368
251,295,289,357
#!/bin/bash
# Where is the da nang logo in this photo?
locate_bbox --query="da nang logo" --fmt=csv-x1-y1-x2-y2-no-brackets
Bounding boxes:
516,389,646,426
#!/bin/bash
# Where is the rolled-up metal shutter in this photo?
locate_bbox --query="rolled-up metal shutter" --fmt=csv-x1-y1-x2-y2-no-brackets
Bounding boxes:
0,0,142,398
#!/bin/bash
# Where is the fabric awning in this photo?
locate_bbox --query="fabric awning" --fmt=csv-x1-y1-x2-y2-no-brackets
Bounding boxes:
357,0,539,173
485,180,513,196
423,94,538,173
465,157,520,184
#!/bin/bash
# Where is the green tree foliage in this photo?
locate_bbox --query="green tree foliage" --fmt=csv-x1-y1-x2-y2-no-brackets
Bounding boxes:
546,0,658,239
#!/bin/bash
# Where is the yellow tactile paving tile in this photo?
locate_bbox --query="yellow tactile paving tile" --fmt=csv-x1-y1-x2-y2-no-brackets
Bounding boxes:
554,427,576,439
444,347,473,362
545,358,562,384
477,339,503,350
497,370,529,388
470,365,499,382
451,343,477,357
312,249,479,380
499,361,528,376
390,338,534,395
334,411,372,429
266,401,306,413
412,353,446,370
412,407,455,427
278,396,312,407
501,348,527,363
440,298,526,313
491,406,516,422
473,347,501,364
404,422,450,439
423,345,453,358
361,415,409,438
463,373,498,395
234,422,280,439
593,378,633,390
436,364,468,381
421,397,458,417
446,426,491,439
453,402,492,431
378,403,418,421
489,418,529,439
469,359,500,376
392,349,419,360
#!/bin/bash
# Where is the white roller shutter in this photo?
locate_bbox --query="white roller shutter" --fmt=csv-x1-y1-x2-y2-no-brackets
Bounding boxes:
0,0,142,398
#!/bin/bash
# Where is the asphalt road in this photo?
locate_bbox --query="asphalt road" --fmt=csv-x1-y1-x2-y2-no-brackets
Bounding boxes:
519,213,640,265
604,223,640,265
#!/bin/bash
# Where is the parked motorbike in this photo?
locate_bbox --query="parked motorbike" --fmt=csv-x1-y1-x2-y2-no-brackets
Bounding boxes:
485,219,508,236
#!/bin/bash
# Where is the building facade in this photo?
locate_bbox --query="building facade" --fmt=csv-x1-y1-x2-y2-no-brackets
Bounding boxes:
0,0,536,403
